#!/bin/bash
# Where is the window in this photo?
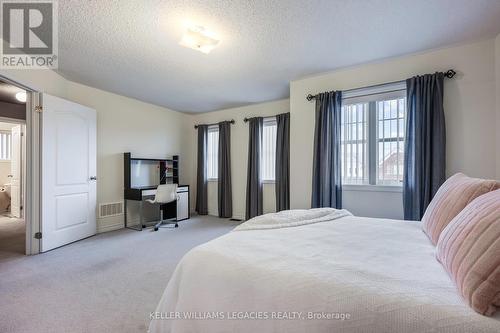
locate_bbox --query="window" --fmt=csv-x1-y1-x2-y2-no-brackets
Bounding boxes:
340,83,406,186
376,98,405,185
261,118,277,182
340,103,368,184
0,131,12,161
207,126,219,180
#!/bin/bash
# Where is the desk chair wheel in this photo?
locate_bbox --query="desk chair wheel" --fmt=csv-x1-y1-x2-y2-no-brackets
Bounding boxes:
175,223,179,228
154,227,159,231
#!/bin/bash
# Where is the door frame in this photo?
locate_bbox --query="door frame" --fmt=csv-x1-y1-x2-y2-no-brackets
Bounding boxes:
0,74,41,255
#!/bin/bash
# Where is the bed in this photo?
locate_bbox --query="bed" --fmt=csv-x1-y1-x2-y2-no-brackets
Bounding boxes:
149,209,500,333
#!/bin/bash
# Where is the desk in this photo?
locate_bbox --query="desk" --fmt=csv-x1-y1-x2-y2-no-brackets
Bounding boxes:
124,185,190,231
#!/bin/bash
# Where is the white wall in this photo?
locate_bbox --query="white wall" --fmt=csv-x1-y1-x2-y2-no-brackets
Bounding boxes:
0,69,192,232
0,68,68,98
65,81,192,231
289,39,498,219
187,100,289,220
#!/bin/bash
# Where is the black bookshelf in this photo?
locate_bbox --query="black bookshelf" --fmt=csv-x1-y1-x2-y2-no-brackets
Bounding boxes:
124,153,179,188
172,155,179,184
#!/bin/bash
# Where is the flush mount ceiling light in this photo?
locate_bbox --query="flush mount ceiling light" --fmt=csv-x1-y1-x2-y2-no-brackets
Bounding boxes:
15,91,26,102
179,25,220,54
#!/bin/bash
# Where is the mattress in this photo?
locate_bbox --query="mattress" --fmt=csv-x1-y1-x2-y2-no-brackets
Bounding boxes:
149,212,500,333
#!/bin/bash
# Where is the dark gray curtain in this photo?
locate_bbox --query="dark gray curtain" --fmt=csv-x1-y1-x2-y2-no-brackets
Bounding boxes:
311,91,342,208
403,72,446,220
275,112,290,211
218,121,232,218
245,117,263,220
195,125,208,215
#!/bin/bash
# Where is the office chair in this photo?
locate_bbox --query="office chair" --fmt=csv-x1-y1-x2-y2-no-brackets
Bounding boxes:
146,184,179,231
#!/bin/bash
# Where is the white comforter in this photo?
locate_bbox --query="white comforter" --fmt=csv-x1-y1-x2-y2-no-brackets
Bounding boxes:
233,208,352,231
149,209,500,333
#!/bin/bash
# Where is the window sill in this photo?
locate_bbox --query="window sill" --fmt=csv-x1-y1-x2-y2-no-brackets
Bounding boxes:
207,179,218,182
262,180,275,184
342,184,402,193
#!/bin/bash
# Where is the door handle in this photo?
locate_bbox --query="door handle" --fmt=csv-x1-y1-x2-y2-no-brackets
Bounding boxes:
90,176,97,181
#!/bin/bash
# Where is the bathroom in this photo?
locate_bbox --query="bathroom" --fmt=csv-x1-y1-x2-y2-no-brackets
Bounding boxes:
0,79,26,258
0,122,22,218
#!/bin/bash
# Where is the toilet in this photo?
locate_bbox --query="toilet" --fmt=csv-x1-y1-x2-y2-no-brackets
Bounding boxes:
0,184,11,213
2,183,11,196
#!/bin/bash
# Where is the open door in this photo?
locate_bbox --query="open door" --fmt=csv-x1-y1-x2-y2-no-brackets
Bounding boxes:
10,124,22,218
41,94,96,252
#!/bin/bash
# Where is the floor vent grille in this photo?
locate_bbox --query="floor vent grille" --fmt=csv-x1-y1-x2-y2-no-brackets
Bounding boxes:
99,202,123,218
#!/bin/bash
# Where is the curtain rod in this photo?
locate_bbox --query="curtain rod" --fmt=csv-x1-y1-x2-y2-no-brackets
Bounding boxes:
194,119,235,129
305,69,457,101
244,116,271,123
244,112,289,122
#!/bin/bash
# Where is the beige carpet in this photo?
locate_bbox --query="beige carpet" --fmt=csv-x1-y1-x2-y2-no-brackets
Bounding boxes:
0,216,25,260
0,215,238,333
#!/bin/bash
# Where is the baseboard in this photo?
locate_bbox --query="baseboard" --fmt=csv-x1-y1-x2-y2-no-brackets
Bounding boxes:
188,211,245,221
97,222,123,233
97,215,124,233
231,213,245,221
97,223,123,234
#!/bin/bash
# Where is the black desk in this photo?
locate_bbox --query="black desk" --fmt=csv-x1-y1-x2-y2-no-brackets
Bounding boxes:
123,153,188,230
124,185,190,231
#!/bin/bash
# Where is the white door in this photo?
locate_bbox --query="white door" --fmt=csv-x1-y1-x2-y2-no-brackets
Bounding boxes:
10,124,22,218
41,94,96,252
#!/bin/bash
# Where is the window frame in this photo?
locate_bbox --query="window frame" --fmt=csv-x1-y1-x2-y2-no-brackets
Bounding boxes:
341,82,406,188
206,125,219,181
261,117,277,183
0,130,12,161
374,94,406,186
340,102,369,185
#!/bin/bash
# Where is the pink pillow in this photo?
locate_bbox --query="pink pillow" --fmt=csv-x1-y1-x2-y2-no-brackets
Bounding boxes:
436,189,500,315
422,173,499,245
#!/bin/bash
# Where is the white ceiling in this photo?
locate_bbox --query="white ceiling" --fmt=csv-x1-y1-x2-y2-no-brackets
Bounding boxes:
57,0,500,113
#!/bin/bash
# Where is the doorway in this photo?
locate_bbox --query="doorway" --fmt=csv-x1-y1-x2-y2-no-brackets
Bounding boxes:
0,80,27,259
0,75,97,256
